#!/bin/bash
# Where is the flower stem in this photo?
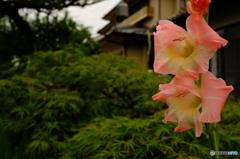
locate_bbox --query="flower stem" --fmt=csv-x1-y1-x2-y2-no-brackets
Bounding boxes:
206,123,219,159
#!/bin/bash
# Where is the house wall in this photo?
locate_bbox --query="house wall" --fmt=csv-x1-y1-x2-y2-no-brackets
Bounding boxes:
145,0,181,28
100,41,148,69
101,42,125,55
144,0,159,28
126,42,148,69
159,0,180,19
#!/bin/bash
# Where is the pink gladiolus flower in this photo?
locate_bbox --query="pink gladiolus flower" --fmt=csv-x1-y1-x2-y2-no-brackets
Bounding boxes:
187,0,211,21
153,15,227,79
152,72,233,137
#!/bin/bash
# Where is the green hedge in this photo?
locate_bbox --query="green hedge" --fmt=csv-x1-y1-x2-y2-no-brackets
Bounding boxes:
0,49,171,158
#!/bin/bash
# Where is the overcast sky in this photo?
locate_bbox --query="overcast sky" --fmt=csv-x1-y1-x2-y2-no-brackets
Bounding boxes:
67,0,121,38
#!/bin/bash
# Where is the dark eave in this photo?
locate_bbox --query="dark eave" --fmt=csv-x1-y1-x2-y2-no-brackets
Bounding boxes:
102,8,116,20
97,21,115,34
98,25,152,46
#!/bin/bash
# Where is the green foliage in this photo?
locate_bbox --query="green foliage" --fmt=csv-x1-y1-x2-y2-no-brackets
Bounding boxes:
217,98,240,152
0,48,170,158
62,98,240,159
0,117,12,159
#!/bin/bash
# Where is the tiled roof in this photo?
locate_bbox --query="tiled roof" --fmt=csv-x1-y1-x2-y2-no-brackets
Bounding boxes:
112,24,153,35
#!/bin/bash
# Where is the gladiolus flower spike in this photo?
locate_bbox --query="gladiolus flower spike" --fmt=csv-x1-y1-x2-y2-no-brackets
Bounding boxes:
152,0,233,139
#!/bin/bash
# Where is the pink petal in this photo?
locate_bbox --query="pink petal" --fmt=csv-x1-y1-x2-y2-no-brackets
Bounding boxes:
193,115,203,137
186,15,228,50
153,32,164,56
198,72,234,123
174,115,202,137
152,76,201,102
170,76,201,97
152,83,180,102
153,49,184,75
152,84,186,102
153,20,191,75
152,91,170,102
189,47,213,73
155,20,188,47
162,109,178,123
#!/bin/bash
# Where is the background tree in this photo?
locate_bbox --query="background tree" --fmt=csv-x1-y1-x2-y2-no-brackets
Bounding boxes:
0,0,104,64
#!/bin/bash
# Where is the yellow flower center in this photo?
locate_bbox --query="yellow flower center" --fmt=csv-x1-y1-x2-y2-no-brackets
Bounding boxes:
175,88,201,108
182,45,194,58
172,36,195,58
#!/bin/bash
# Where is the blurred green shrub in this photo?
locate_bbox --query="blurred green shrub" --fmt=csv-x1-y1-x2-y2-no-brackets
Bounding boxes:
62,98,240,159
0,48,171,158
